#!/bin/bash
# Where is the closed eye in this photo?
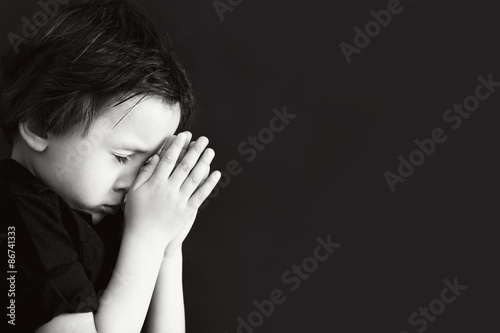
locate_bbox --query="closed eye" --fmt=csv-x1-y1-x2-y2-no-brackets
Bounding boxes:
114,154,131,164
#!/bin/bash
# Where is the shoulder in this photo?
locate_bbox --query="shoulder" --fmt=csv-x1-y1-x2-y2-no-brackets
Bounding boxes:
0,161,108,330
0,158,61,219
0,158,101,272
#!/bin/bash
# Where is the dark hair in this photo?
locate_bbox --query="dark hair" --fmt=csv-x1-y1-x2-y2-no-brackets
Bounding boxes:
0,0,195,144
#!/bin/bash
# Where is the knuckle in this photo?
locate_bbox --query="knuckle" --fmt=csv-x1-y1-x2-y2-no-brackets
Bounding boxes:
187,200,198,209
194,144,205,154
196,191,207,201
189,175,200,184
162,154,176,164
179,162,191,172
197,150,213,166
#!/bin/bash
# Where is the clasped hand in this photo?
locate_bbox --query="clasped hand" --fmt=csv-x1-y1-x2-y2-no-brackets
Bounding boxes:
123,131,220,256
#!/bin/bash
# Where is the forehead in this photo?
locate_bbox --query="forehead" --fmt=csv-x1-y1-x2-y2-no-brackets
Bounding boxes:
92,95,181,151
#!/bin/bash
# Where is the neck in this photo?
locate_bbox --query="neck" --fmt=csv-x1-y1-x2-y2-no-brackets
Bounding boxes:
11,135,38,178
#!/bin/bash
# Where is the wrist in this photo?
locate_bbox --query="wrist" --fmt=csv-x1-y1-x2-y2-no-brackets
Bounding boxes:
122,223,167,253
163,245,183,259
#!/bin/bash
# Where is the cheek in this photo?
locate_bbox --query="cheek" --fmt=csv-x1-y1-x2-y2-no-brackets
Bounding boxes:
70,156,118,202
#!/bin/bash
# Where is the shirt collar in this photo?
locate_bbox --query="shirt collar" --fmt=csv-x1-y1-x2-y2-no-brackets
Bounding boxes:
0,158,52,192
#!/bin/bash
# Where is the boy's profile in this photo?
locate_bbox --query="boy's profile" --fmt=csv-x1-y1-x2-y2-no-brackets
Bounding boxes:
0,0,221,332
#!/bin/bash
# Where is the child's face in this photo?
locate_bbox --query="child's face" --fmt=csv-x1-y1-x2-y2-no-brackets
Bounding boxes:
36,95,180,224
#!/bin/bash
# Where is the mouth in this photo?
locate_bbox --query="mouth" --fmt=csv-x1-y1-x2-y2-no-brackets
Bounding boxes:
102,204,121,215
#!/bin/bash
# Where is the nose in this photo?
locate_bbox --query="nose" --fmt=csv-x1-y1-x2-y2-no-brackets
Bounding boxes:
113,165,141,193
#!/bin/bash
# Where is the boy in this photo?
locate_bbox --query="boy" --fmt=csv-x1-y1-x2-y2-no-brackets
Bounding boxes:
0,0,221,332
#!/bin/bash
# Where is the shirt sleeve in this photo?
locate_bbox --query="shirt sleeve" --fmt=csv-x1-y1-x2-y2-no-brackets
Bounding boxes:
3,193,99,331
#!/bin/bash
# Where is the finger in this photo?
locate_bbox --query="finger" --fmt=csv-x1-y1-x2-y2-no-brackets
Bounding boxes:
157,135,176,158
190,162,211,194
169,136,209,186
176,132,193,165
158,132,192,161
152,133,188,181
180,148,215,195
130,154,160,190
193,165,210,192
187,170,221,209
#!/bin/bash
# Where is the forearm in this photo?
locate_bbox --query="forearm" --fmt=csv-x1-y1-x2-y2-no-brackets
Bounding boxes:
144,249,185,333
36,229,167,333
94,230,166,333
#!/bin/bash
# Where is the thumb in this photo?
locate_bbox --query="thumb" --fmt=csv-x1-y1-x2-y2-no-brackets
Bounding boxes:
131,154,160,190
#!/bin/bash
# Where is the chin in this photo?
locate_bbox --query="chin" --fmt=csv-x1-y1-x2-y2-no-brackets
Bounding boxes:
91,212,107,225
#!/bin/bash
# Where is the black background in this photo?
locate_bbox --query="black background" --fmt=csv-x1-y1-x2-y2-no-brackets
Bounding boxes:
1,0,499,332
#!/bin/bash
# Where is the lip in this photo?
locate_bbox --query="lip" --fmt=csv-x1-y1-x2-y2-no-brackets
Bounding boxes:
102,204,121,215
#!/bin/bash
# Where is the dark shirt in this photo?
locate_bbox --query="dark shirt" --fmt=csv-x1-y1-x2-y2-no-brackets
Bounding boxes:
1,159,123,332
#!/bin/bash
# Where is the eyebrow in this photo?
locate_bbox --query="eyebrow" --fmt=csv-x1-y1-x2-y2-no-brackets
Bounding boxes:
113,143,164,155
113,145,149,154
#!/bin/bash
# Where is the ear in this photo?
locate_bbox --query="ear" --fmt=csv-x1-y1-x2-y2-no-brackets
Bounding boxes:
18,122,49,152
